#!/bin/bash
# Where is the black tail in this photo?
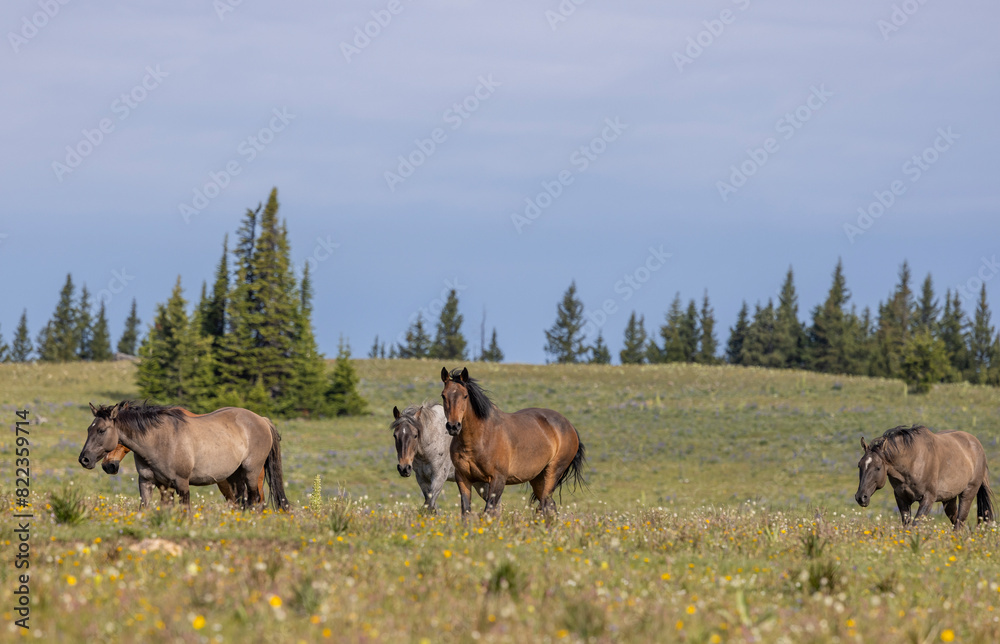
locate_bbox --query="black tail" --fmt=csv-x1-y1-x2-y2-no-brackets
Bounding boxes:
264,420,291,512
553,440,588,500
977,470,994,525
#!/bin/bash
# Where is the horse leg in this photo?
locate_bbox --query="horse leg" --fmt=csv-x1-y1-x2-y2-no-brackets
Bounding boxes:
893,490,912,526
956,488,978,530
455,475,473,518
137,475,154,509
245,466,264,508
913,497,935,523
174,479,191,508
943,498,958,527
216,480,237,504
483,477,505,517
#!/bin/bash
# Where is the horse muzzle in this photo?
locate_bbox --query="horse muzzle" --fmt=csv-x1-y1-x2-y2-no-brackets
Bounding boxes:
397,464,412,477
855,493,869,508
78,453,97,470
445,421,461,436
102,461,120,475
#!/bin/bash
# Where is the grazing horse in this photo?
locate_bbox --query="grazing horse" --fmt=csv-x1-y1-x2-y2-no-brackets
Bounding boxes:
439,367,586,517
855,425,994,529
391,403,487,511
101,442,265,508
79,401,290,511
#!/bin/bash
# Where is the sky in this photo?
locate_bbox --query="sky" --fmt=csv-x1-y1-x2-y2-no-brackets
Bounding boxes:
1,0,998,364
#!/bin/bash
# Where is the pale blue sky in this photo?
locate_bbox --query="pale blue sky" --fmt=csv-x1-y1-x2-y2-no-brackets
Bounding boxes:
2,1,998,363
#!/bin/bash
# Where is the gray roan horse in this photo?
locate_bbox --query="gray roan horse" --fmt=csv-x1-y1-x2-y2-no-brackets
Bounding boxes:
855,425,994,529
78,401,290,511
391,403,487,511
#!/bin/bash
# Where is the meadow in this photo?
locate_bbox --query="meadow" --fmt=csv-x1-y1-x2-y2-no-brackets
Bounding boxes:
3,360,1000,643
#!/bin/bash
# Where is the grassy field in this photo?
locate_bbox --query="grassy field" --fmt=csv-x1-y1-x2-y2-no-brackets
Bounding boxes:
3,360,1000,642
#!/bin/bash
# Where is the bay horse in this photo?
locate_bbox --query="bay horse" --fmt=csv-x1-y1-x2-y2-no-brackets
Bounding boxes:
79,401,289,511
440,367,585,517
391,403,487,511
855,425,994,529
101,442,265,508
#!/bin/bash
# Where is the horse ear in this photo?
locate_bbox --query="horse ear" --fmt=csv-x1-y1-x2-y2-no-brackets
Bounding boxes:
393,406,401,420
109,404,120,420
860,437,868,452
441,367,450,383
89,402,98,416
460,367,469,383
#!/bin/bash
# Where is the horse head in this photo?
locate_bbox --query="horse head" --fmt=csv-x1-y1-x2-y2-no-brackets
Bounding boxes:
392,405,421,477
855,436,888,508
440,367,471,436
78,402,123,469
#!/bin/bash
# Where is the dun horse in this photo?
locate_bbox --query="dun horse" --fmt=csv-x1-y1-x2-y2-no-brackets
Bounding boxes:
102,442,264,508
440,367,585,516
391,403,487,511
79,401,289,511
856,425,994,529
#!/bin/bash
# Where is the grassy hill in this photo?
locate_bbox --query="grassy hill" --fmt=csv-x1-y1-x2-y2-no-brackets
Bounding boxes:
2,360,1000,642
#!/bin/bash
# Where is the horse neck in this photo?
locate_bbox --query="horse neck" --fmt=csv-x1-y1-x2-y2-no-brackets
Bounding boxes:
114,418,161,453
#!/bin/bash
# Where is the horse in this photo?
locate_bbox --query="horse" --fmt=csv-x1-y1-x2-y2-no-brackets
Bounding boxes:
855,424,994,529
391,403,487,511
101,442,265,508
79,401,290,511
439,367,586,517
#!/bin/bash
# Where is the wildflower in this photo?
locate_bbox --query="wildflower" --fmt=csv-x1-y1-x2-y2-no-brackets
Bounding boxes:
269,595,283,608
192,616,206,630
941,630,955,642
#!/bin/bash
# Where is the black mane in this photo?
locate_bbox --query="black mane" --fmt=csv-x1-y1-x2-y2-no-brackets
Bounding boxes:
871,424,927,459
96,401,187,436
448,369,495,421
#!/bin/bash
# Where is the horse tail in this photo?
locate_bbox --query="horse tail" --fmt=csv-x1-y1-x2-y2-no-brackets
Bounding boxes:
977,467,994,525
554,436,588,498
264,419,291,512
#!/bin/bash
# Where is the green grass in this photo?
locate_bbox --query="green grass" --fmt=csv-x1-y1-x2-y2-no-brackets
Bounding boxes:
2,360,1000,642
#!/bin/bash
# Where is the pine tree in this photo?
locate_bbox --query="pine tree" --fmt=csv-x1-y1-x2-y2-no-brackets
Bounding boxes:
902,329,953,393
697,290,718,364
939,290,970,380
136,277,215,409
481,328,504,362
914,273,940,334
90,302,113,361
369,335,381,359
543,281,587,364
726,301,750,364
326,338,369,416
808,259,858,374
117,298,142,356
620,312,648,365
37,274,79,362
0,325,8,362
742,301,780,367
200,235,228,343
399,314,432,359
11,310,32,362
657,293,688,363
285,262,329,416
872,261,915,378
969,283,996,384
430,290,467,360
589,332,611,364
774,268,806,368
76,285,94,360
217,203,261,391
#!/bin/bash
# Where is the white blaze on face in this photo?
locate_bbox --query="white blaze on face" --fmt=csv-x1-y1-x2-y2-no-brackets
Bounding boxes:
864,457,872,468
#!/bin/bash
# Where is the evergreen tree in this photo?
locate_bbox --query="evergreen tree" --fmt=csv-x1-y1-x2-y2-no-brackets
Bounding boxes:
136,277,215,409
902,329,953,393
326,338,369,416
285,262,329,416
117,298,141,355
808,259,860,375
369,335,381,359
774,268,806,368
76,285,94,360
697,290,718,364
543,281,587,364
969,283,996,384
872,261,915,378
200,235,228,343
914,273,940,334
481,328,504,362
726,301,750,365
742,300,780,367
620,312,648,365
589,332,611,364
11,310,33,362
430,290,468,360
399,314,432,359
217,203,261,390
657,293,692,363
37,274,79,362
939,290,970,380
89,302,113,361
0,325,8,362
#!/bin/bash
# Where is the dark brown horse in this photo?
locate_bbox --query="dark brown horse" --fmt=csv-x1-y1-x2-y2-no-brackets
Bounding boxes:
440,367,585,516
856,425,994,529
101,442,264,508
79,401,289,511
